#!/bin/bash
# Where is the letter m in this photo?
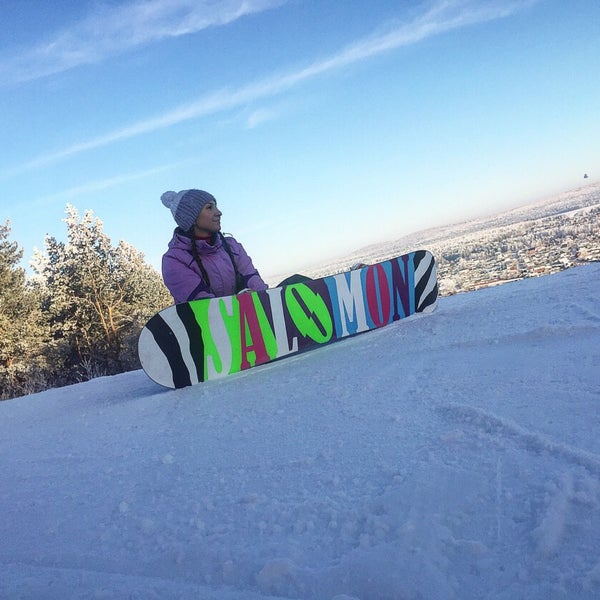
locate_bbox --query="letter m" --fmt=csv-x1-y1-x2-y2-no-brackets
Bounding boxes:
330,270,368,337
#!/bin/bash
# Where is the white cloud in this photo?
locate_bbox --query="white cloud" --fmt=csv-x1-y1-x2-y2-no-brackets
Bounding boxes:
29,163,176,208
245,105,287,129
0,0,286,85
2,0,538,177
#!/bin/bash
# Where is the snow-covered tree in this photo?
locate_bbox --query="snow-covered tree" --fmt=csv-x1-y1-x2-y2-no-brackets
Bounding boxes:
32,205,171,385
0,221,49,399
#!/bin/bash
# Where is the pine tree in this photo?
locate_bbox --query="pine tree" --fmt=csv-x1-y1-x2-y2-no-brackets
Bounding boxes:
32,205,171,384
0,221,49,399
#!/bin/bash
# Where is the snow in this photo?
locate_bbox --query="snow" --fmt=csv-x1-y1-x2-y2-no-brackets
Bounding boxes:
1,263,599,600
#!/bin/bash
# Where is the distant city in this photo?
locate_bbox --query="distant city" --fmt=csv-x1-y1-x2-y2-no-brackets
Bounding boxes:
300,181,600,296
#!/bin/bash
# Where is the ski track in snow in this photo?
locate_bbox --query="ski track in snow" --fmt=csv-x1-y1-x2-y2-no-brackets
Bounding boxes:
0,263,599,599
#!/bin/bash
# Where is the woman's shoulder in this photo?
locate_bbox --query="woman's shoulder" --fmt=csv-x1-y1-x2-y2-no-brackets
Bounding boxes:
219,233,245,252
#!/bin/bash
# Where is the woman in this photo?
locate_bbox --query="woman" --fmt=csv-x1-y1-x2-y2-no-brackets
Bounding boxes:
161,189,268,303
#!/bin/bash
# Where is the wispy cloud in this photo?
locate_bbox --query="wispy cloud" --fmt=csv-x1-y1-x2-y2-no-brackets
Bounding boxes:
29,163,178,209
245,106,286,130
0,0,286,85
3,0,537,178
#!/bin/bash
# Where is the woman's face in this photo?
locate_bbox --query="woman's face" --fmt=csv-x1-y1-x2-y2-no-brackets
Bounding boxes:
194,200,222,237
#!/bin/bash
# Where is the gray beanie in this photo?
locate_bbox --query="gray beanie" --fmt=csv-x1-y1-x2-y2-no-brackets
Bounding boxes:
161,189,216,231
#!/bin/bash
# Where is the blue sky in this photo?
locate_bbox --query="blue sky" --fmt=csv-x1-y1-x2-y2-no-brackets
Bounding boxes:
1,0,598,279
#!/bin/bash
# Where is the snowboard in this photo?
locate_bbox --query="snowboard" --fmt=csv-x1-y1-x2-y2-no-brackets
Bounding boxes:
138,250,438,389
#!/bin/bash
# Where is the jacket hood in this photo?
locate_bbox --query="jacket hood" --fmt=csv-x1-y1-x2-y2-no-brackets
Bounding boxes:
168,229,222,253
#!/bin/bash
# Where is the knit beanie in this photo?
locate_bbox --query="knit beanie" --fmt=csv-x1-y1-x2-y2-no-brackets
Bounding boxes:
161,189,216,231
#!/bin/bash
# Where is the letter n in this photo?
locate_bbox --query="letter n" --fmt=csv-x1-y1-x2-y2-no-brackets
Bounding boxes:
390,254,415,320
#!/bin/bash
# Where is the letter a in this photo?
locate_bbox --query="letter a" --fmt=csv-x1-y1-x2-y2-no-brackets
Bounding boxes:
238,293,270,370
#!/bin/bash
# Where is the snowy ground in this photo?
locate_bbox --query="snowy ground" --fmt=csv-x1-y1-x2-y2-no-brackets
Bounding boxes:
1,263,599,600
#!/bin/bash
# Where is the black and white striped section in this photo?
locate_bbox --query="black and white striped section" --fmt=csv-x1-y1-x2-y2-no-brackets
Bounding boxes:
138,304,204,389
413,250,438,312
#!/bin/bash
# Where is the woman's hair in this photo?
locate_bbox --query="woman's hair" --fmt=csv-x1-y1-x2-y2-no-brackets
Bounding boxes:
190,233,212,292
188,232,244,294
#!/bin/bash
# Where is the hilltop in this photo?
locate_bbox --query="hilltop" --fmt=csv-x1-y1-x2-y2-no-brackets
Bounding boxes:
1,262,599,599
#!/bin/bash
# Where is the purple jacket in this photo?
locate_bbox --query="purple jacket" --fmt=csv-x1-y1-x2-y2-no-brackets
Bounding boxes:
162,229,268,303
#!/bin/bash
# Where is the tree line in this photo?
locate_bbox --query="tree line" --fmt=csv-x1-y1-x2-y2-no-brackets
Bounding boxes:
0,206,172,401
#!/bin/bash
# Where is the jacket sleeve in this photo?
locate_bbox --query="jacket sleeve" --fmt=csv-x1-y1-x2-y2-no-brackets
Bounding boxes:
162,251,215,303
229,239,269,292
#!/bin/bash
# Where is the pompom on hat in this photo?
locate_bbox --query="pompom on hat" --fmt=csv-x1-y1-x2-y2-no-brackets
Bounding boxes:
161,189,216,231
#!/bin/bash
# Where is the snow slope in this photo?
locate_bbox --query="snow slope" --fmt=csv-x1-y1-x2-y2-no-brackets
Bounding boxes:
1,264,599,600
